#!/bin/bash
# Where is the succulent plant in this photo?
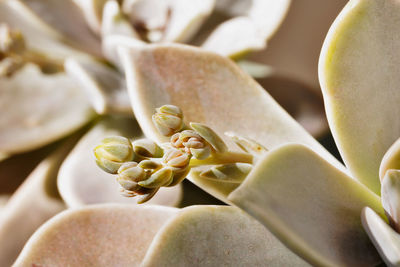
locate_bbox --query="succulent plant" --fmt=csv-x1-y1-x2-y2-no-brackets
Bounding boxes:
7,0,399,266
0,0,296,265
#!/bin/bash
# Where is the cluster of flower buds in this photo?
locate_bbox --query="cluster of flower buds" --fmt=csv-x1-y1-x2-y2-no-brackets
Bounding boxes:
0,23,63,77
94,135,191,203
94,104,258,203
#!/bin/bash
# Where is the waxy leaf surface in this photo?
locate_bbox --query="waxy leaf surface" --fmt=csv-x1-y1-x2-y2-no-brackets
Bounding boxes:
319,0,400,194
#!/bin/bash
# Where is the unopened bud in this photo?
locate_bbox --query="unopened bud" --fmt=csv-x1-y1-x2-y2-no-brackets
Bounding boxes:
138,167,173,188
171,130,211,159
132,139,163,158
152,105,184,136
163,148,190,168
117,162,147,191
190,122,227,153
94,136,134,174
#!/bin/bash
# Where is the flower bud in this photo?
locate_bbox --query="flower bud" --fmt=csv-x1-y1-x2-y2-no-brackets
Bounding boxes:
170,130,211,160
117,162,147,191
152,105,184,136
138,167,173,188
138,159,162,176
94,136,134,174
163,148,190,168
132,139,163,158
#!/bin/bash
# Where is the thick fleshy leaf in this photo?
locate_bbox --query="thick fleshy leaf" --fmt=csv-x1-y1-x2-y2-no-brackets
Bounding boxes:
20,0,102,57
58,116,182,208
0,137,78,266
14,204,178,266
65,58,131,115
0,64,93,155
319,0,400,194
380,138,400,181
381,170,400,233
0,0,92,60
202,0,291,58
118,44,346,177
162,0,215,43
142,205,308,266
229,143,383,266
362,207,400,267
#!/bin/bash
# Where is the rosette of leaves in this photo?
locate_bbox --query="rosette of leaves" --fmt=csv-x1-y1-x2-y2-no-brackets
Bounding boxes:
21,0,400,265
0,0,297,265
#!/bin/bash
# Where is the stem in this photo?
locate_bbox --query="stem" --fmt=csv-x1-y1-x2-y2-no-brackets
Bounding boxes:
189,151,253,167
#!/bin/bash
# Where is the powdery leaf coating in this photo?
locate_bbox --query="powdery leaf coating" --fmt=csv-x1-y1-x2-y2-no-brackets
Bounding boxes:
58,116,182,208
0,64,93,155
20,0,102,56
0,138,78,266
119,44,343,169
118,43,346,202
14,204,178,267
362,207,400,267
65,58,132,115
319,0,400,194
0,0,92,60
229,143,383,266
142,205,309,267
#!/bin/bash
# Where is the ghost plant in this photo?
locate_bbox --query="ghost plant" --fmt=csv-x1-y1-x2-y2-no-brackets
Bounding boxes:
5,0,398,266
0,0,298,265
13,0,400,266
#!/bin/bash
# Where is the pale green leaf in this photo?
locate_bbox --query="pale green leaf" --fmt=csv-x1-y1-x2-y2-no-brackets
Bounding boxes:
229,143,383,266
319,0,400,194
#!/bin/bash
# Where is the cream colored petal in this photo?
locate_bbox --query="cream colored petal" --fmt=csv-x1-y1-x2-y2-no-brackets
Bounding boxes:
202,0,291,58
14,204,178,266
58,116,182,208
0,137,78,267
362,207,400,267
162,0,215,43
65,58,131,115
229,143,383,266
380,138,400,181
0,64,93,155
381,170,400,233
72,0,107,35
142,205,309,266
319,0,400,194
0,0,93,60
20,0,102,57
118,44,345,176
